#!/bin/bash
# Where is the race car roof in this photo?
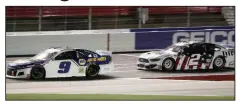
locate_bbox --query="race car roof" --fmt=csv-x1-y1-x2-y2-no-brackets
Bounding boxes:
175,41,201,46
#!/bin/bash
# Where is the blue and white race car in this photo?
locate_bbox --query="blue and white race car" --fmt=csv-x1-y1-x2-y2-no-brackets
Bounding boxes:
6,47,114,80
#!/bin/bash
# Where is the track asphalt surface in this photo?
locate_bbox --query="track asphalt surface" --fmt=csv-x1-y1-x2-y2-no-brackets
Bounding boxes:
6,54,235,96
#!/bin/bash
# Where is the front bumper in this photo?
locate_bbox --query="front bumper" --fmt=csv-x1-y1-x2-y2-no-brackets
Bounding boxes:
6,74,29,79
137,63,157,69
6,68,30,79
137,61,162,70
137,57,163,70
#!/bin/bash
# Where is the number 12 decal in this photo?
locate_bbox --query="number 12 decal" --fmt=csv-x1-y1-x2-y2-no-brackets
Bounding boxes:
58,61,71,73
188,54,201,65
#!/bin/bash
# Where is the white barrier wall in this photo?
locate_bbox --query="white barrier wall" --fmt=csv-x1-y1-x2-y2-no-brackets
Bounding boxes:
6,34,106,55
6,32,135,56
109,33,135,52
6,29,130,36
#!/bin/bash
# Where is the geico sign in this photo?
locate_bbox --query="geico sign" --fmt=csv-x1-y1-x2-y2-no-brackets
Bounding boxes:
172,31,235,45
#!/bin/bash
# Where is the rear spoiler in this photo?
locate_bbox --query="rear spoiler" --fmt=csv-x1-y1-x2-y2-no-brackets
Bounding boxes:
96,50,112,56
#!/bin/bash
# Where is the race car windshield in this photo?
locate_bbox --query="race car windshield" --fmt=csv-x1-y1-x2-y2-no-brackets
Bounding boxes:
164,45,184,52
172,46,184,52
31,51,57,60
164,45,177,50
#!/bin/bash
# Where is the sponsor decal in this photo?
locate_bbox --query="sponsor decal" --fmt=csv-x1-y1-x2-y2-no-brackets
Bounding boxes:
173,31,234,45
229,61,234,66
97,57,107,61
78,67,84,73
78,59,86,66
222,51,234,57
87,57,107,62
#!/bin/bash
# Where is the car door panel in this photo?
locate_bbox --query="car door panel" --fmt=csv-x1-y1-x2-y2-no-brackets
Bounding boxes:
44,59,83,78
44,51,86,78
176,43,212,70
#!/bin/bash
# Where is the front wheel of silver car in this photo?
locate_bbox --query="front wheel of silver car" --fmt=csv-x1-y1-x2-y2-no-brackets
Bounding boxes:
162,58,175,71
30,65,46,80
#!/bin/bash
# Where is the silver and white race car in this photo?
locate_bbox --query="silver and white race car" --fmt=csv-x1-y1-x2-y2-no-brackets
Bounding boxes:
6,47,114,80
137,41,234,71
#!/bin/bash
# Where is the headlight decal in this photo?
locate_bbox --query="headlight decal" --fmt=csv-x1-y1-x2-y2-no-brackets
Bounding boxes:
138,58,149,63
150,58,161,62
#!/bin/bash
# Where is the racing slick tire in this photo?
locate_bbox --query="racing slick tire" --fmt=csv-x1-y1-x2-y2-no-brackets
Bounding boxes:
86,63,100,79
30,65,46,80
162,58,175,71
213,56,225,70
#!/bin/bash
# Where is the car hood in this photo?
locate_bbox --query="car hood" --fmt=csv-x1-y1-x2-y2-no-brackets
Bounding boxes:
8,59,32,66
7,59,46,69
139,50,169,59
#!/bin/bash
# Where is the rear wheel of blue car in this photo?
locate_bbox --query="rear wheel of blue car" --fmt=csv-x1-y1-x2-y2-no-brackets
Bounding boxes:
86,64,100,79
30,65,46,80
162,58,175,71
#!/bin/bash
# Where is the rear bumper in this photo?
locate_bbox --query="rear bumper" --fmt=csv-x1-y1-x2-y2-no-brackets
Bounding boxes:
99,63,115,74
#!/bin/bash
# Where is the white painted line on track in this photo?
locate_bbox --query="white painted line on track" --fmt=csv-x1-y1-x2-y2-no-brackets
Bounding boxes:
115,77,141,80
118,54,139,58
111,70,138,73
114,63,137,66
115,67,137,70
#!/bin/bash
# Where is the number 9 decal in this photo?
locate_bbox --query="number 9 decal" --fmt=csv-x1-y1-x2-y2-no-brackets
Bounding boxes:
58,61,71,73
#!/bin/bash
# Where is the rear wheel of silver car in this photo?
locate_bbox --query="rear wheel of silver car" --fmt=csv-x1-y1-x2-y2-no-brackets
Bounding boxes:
30,65,46,80
162,58,175,71
213,56,225,70
86,64,100,79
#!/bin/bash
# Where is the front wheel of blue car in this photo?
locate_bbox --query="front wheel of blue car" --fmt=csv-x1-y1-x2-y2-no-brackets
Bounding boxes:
30,65,46,80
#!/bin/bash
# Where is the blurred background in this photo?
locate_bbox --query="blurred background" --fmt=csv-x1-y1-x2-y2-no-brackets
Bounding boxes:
6,6,235,32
